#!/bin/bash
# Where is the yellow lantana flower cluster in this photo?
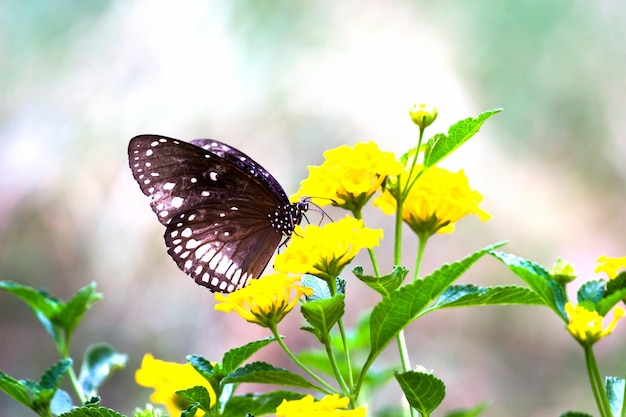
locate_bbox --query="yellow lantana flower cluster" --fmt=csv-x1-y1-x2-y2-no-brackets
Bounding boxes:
565,302,624,346
274,216,383,280
214,273,312,327
294,141,403,211
135,354,216,417
276,394,366,417
374,165,491,238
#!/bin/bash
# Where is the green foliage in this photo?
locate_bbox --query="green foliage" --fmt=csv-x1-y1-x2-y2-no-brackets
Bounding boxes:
300,294,345,343
79,344,128,398
223,362,323,391
59,407,126,417
444,402,490,417
367,243,505,362
394,370,445,416
221,391,305,417
489,251,567,319
176,386,213,413
353,266,408,296
605,377,624,417
423,109,502,167
0,281,102,354
220,337,277,374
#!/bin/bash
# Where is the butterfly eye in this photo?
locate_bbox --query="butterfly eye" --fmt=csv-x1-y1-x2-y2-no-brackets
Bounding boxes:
128,135,307,293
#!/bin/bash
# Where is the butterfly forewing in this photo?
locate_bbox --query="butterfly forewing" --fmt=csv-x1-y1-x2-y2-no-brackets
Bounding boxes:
128,134,304,293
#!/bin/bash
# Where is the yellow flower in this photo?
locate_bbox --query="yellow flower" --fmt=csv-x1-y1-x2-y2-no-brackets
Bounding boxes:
409,103,438,129
595,256,626,280
565,302,625,345
214,273,312,327
374,165,490,238
276,394,366,417
293,141,403,211
274,216,383,279
135,354,216,416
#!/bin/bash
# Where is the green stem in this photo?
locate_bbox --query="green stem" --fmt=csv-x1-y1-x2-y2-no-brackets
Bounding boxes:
270,325,337,395
337,319,355,392
322,326,353,405
413,235,428,281
584,344,612,417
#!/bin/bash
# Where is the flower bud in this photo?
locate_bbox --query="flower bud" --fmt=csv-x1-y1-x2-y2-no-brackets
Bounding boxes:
549,257,577,284
410,103,438,129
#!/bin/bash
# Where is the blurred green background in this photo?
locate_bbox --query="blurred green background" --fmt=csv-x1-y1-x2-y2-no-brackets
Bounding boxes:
1,1,625,416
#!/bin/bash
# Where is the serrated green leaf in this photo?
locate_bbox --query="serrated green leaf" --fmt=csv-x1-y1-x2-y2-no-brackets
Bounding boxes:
353,266,408,296
40,358,73,391
222,391,305,417
56,282,102,338
0,280,60,318
79,343,128,398
426,284,543,313
0,370,32,408
606,376,624,417
395,371,445,415
577,280,605,305
59,405,127,417
444,401,490,417
180,402,200,417
176,386,213,413
222,337,277,374
301,294,345,342
489,251,567,320
0,281,63,346
187,355,220,396
423,109,502,167
368,243,504,362
223,362,323,392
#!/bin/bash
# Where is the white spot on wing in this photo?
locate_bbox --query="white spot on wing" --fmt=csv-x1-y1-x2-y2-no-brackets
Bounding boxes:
171,197,184,208
181,227,192,238
163,182,176,191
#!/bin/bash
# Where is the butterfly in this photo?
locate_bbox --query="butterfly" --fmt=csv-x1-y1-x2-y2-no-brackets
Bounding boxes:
128,135,308,293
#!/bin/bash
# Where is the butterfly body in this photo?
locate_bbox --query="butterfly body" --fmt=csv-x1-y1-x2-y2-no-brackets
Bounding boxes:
128,135,307,293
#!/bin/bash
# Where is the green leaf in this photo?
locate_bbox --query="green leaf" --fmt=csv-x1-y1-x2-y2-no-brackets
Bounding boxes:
78,343,128,398
221,337,277,374
577,280,605,305
222,391,305,417
489,251,567,320
558,412,594,417
180,402,200,417
597,288,626,316
223,362,323,392
444,401,490,417
301,294,345,342
426,284,543,313
353,266,408,296
423,109,502,167
40,358,73,391
368,243,504,361
176,386,213,413
395,370,445,415
56,282,102,338
187,355,220,396
0,370,32,408
59,406,127,417
0,281,63,346
606,376,624,417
